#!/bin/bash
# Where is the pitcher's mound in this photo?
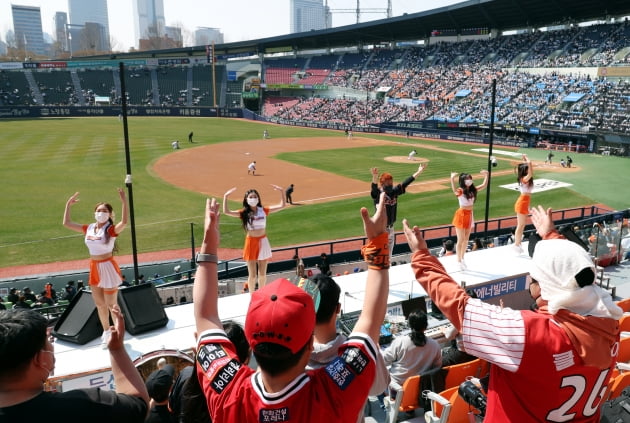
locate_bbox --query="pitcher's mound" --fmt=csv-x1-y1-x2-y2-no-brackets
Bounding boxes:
384,156,429,164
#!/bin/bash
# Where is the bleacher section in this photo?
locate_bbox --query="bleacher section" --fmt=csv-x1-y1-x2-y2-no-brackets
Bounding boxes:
76,69,116,105
226,80,243,107
125,67,153,105
0,70,33,106
157,67,189,106
31,70,76,105
191,65,214,106
0,20,628,137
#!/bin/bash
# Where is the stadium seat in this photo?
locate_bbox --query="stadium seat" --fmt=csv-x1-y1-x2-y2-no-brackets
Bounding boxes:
619,314,630,333
617,298,630,313
443,359,483,391
424,385,481,423
385,375,420,423
618,337,630,364
607,369,630,401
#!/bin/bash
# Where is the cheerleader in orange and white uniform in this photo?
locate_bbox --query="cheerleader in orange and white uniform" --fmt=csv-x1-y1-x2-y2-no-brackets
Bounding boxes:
450,170,488,269
513,154,534,254
63,188,128,347
223,185,286,292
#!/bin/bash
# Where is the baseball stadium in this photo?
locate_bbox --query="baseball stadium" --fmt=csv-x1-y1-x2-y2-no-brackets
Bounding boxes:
1,0,630,421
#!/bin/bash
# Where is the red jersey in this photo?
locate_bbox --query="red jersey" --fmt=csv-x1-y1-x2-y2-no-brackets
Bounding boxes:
196,329,377,422
411,249,619,423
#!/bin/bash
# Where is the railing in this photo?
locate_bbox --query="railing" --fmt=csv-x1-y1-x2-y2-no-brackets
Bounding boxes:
214,205,626,279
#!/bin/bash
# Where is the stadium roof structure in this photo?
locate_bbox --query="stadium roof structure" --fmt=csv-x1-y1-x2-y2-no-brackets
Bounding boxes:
96,0,630,61
212,0,630,55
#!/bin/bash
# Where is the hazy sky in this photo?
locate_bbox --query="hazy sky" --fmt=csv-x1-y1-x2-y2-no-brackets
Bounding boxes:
0,0,464,50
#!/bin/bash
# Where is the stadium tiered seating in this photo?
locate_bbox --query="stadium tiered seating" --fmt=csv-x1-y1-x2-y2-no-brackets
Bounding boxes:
157,67,189,106
0,70,33,105
191,65,214,106
77,69,115,96
31,70,76,105
125,67,153,105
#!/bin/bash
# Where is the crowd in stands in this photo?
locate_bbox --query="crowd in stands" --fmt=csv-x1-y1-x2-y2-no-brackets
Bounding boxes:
261,20,629,134
0,281,79,311
1,21,629,137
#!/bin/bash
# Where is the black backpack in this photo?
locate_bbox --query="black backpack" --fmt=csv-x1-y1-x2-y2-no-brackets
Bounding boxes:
601,387,630,423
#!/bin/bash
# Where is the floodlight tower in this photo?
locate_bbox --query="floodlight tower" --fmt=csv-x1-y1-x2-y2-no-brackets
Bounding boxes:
325,0,392,28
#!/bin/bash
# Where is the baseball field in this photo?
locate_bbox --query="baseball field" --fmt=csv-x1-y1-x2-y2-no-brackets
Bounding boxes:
1,117,627,270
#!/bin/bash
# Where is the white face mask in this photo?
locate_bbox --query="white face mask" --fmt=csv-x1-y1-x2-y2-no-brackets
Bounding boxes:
247,198,259,207
95,211,110,223
464,179,473,187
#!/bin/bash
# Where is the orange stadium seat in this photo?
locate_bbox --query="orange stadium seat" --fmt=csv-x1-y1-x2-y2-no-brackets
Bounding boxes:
443,359,483,391
617,298,630,313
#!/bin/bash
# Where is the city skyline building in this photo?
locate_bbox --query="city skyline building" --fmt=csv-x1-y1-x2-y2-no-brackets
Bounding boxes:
133,0,166,47
67,0,110,51
194,27,223,45
290,0,330,34
164,25,182,45
11,4,47,56
54,11,68,51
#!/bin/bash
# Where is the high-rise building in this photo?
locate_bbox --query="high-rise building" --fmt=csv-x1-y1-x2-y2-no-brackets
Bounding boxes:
164,26,183,46
54,11,68,51
67,0,110,51
133,0,166,47
194,27,224,46
11,4,46,56
290,0,330,33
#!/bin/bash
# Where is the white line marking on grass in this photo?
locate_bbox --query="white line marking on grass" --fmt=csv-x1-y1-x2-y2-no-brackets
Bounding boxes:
297,191,369,204
472,148,523,157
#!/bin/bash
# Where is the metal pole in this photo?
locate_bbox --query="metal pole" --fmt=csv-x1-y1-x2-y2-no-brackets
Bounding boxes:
211,41,217,107
484,79,497,236
190,223,196,269
118,62,140,282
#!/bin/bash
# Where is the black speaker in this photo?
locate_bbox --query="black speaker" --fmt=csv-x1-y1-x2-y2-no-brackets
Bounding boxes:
52,290,102,345
118,284,168,335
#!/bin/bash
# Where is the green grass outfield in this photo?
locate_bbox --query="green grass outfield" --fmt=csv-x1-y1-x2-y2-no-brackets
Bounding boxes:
1,117,627,268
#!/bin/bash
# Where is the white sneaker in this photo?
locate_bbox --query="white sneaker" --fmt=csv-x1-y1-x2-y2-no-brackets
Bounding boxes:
101,329,111,349
511,244,523,255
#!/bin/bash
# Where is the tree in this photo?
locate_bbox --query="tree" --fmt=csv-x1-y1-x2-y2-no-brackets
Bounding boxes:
5,30,16,49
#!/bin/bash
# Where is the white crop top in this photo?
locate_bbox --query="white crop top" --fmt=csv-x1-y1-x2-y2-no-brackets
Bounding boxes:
456,189,475,207
519,182,533,194
246,207,269,231
83,223,117,256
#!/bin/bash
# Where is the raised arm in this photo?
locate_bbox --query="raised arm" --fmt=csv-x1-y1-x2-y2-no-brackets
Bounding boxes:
450,172,459,195
194,198,223,333
412,163,426,179
370,167,379,185
268,184,286,212
352,192,390,344
476,169,490,191
62,192,84,233
522,154,534,183
114,188,128,234
222,187,241,218
530,205,564,240
402,219,469,332
108,304,150,408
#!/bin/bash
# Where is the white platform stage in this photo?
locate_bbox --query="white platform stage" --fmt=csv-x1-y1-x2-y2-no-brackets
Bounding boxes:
50,243,534,390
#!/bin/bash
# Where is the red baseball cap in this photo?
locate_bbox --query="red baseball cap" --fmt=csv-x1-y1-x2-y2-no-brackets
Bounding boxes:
245,278,315,354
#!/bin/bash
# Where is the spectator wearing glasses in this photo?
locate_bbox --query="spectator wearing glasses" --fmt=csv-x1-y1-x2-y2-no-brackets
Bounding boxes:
0,305,148,422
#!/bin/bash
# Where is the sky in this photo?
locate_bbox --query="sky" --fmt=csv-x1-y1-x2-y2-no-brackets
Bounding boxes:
0,0,464,51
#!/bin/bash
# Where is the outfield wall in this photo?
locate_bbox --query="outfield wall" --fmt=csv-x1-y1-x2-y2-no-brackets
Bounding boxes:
0,106,243,119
